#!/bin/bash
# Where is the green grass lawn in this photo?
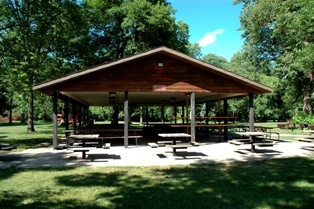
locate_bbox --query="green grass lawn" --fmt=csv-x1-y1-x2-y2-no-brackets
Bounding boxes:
0,158,314,209
0,121,61,151
1,121,314,208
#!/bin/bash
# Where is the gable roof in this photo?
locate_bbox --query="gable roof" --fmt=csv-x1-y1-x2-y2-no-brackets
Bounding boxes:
33,46,272,106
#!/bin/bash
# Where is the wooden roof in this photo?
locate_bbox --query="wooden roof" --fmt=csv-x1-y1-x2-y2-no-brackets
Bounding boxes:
33,46,272,106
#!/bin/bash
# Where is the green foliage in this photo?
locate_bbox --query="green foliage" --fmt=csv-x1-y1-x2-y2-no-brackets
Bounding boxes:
293,112,314,125
0,0,190,127
202,53,228,69
235,0,314,114
89,106,112,121
0,0,91,130
84,0,189,61
187,43,202,59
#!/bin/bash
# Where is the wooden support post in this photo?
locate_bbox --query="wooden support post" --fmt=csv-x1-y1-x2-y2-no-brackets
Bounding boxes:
204,102,209,137
223,99,228,141
218,93,221,142
185,93,189,125
64,98,69,134
124,91,129,148
249,93,256,152
249,93,254,132
190,92,195,143
52,91,58,149
72,102,77,130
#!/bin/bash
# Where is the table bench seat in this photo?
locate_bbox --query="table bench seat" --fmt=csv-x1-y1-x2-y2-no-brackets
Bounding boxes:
157,140,182,145
67,147,97,159
229,139,251,145
99,135,142,145
253,142,277,147
190,141,200,146
296,138,314,143
148,142,159,148
166,144,193,154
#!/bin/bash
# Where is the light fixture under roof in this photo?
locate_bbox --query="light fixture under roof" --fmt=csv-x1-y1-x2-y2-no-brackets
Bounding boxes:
109,92,116,105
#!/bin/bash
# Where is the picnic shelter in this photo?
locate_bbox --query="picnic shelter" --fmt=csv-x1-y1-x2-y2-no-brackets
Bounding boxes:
33,46,272,149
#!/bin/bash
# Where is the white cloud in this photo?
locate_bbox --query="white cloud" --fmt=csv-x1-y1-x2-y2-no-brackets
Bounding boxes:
198,29,224,47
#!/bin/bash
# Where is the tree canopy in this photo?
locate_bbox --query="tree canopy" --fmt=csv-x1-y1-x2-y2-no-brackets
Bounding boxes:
2,0,313,126
234,0,314,115
0,0,190,128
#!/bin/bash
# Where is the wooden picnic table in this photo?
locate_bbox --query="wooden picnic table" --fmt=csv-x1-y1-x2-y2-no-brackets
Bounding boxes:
235,131,272,152
68,134,99,147
158,133,192,155
158,133,191,145
238,125,279,140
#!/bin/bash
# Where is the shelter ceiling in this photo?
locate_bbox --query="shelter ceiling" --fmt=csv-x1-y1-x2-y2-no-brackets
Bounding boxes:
60,91,247,106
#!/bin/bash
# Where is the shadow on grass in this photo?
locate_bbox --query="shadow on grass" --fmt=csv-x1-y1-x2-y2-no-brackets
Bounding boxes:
0,157,314,209
0,178,105,209
0,122,27,127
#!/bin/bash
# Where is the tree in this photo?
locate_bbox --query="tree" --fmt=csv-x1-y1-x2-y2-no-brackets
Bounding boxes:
83,0,190,124
0,0,89,131
83,0,190,62
227,51,284,121
202,53,228,69
234,0,314,115
0,0,191,128
187,43,202,59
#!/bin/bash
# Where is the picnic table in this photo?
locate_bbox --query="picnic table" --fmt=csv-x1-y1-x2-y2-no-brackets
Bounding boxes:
66,129,143,146
296,130,314,143
158,133,191,145
239,125,279,140
234,131,277,152
68,134,100,147
158,133,192,155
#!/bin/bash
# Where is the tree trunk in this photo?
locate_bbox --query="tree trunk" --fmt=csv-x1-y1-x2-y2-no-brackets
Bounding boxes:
27,91,35,132
140,106,143,124
303,72,313,114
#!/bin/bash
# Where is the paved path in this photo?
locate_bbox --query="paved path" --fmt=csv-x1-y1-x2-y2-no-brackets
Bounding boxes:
0,139,313,169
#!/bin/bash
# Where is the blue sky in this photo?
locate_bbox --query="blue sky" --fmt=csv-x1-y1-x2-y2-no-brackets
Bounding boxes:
168,0,244,61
